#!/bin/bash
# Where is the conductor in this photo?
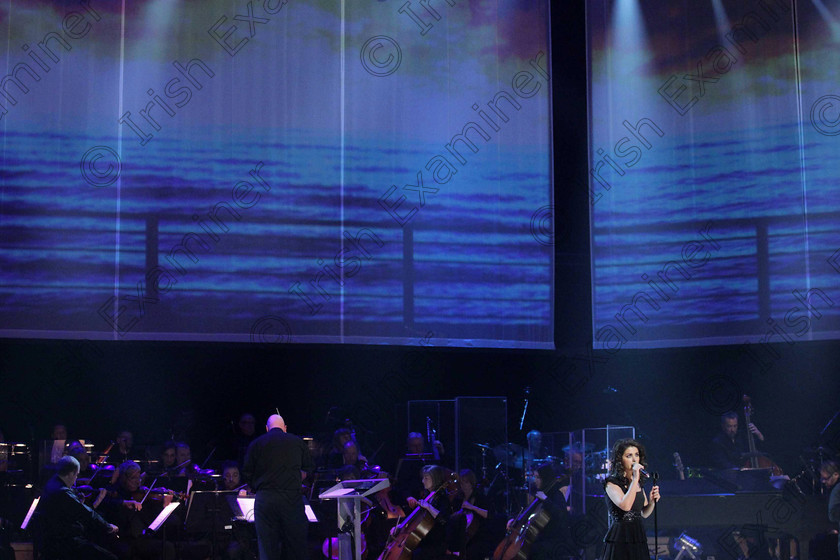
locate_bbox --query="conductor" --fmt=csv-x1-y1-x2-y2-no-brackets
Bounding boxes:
243,414,314,560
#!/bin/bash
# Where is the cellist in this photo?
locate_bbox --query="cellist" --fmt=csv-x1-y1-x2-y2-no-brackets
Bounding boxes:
397,465,453,560
504,463,574,560
449,469,494,560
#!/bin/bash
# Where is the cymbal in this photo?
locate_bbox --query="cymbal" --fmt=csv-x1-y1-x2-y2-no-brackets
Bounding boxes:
493,443,533,469
562,443,595,453
474,443,492,450
802,446,837,455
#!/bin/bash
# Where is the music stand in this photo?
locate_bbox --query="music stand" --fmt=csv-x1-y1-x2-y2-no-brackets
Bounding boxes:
319,478,389,560
184,490,237,558
143,501,180,559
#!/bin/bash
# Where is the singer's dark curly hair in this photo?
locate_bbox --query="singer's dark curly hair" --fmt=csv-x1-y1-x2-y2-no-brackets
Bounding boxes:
607,438,648,481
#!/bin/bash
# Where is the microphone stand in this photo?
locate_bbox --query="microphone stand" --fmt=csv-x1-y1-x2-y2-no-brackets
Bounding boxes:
652,472,659,560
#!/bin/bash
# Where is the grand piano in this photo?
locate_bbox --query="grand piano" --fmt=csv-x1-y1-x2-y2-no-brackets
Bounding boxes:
578,472,835,560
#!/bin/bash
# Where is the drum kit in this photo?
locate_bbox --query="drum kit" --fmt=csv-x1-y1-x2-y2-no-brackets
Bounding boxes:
470,440,612,513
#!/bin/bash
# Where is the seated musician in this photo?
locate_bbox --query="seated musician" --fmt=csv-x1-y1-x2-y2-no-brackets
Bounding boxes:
114,430,137,463
505,463,574,560
35,455,119,560
399,464,452,560
343,440,367,470
158,441,177,476
394,433,433,508
449,469,494,560
99,461,177,559
711,411,765,469
221,460,251,493
175,441,193,475
326,428,355,469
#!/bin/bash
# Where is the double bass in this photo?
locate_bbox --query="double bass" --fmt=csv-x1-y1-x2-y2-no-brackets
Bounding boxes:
492,478,559,560
741,395,783,476
377,471,456,560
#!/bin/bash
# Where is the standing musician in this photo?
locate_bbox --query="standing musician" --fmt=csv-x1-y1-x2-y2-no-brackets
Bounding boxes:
449,469,494,560
711,411,765,469
388,464,452,560
242,414,314,560
35,456,119,560
600,439,660,560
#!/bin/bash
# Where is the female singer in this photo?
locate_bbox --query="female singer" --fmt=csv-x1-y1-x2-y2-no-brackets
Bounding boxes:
601,439,661,560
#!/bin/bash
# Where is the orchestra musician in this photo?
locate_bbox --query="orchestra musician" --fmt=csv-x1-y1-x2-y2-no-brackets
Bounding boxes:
98,461,177,559
343,440,367,470
35,455,119,560
449,469,494,560
114,431,136,463
50,424,68,442
394,433,433,508
326,428,359,469
821,461,840,559
242,414,314,560
399,464,453,560
221,460,250,493
600,439,660,560
158,441,177,476
174,442,193,475
503,462,573,560
711,411,765,469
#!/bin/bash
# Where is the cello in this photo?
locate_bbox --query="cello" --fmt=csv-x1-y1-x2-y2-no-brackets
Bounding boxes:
377,470,457,560
491,478,559,560
741,395,783,475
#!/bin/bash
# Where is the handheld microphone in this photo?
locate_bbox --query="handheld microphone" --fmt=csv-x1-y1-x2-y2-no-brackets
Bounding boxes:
634,463,650,477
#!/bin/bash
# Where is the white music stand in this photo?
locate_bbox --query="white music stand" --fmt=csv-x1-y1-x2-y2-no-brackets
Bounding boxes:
319,478,389,560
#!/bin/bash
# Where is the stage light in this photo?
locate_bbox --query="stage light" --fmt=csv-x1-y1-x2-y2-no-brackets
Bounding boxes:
673,532,704,560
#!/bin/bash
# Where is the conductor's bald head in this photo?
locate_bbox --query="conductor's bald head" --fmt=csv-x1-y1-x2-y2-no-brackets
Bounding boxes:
267,414,287,432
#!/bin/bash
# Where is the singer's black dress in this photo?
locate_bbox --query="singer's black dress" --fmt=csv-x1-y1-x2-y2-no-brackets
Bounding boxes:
601,476,648,560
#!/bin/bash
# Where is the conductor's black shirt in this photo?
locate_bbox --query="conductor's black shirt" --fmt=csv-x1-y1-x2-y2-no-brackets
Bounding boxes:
242,428,314,494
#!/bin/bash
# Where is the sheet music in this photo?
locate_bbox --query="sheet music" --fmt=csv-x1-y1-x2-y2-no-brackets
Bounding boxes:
147,502,180,532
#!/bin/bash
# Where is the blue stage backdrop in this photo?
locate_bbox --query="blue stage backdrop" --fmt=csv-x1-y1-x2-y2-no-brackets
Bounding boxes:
0,0,554,348
587,0,840,351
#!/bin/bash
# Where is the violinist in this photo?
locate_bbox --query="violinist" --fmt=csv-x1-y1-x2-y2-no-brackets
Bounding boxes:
401,465,452,560
35,455,119,560
99,461,177,559
711,411,765,469
449,469,494,560
174,442,193,475
156,441,178,476
221,460,250,493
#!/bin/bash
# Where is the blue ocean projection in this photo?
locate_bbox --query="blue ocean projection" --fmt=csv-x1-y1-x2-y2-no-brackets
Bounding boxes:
0,1,554,348
587,0,840,351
